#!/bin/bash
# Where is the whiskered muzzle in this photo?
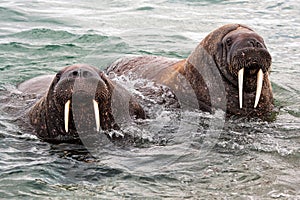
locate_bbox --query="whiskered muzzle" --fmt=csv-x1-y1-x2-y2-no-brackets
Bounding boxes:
231,48,271,109
64,99,101,133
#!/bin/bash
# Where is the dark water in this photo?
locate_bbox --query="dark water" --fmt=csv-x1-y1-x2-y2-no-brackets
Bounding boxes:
0,0,299,199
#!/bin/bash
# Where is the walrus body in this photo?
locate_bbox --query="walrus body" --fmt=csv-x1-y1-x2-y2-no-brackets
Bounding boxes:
19,64,145,143
107,24,274,120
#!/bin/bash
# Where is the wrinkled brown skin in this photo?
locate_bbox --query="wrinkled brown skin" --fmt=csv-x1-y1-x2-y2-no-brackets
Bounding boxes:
107,24,275,120
18,64,145,143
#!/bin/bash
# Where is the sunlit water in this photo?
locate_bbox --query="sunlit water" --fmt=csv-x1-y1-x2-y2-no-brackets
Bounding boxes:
0,0,299,199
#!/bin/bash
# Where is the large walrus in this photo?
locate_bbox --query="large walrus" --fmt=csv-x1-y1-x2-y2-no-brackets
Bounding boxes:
107,24,275,120
18,64,145,143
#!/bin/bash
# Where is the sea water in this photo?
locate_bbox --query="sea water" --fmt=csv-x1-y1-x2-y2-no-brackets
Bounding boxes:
0,0,299,199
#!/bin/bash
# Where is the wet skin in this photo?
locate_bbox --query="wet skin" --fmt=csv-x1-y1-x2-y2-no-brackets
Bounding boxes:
19,64,145,143
107,24,274,120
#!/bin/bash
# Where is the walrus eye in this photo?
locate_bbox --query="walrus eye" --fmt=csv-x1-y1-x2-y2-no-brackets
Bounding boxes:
56,73,62,80
226,38,232,47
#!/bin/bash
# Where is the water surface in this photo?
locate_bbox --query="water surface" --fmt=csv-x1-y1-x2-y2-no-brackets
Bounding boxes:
0,0,299,199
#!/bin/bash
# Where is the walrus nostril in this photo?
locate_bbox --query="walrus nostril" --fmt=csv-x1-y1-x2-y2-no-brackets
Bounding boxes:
248,39,256,47
247,39,264,48
72,70,79,78
257,42,263,48
82,71,92,78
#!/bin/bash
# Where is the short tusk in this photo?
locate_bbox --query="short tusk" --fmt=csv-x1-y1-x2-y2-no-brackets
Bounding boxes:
93,100,100,132
64,100,71,133
254,69,264,108
238,68,244,109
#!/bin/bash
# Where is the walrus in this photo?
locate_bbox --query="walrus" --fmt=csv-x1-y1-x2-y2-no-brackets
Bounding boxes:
106,24,274,120
18,64,145,143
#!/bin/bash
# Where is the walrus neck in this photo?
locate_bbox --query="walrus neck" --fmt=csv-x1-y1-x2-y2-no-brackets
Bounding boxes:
218,63,238,88
29,96,56,139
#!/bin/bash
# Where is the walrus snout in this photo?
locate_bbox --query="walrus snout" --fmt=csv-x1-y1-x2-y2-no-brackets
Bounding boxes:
230,46,271,109
53,66,108,106
230,47,272,76
50,65,113,134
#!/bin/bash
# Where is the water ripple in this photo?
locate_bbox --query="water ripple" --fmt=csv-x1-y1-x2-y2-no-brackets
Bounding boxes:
0,0,299,198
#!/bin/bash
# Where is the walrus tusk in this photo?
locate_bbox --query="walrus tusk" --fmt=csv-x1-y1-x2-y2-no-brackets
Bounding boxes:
93,100,100,132
254,69,264,108
238,68,244,109
64,100,71,133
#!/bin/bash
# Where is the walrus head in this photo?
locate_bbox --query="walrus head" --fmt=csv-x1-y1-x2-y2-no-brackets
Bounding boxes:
221,27,272,108
198,24,274,118
29,64,145,143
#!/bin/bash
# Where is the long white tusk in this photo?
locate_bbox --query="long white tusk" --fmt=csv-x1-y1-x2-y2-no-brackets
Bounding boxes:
93,100,100,132
254,69,264,108
238,68,244,109
64,100,71,133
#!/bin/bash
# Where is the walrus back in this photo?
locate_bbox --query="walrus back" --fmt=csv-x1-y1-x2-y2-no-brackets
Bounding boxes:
106,55,181,82
18,75,54,96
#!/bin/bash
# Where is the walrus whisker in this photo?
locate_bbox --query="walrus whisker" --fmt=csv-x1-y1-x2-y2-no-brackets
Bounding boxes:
93,100,100,132
64,100,71,133
238,68,244,108
254,69,263,108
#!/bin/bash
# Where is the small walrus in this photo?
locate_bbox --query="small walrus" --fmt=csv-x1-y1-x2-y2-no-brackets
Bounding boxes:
107,24,275,120
18,64,145,143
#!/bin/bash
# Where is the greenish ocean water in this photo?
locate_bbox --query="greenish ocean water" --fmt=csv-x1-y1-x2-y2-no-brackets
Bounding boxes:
0,0,299,199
